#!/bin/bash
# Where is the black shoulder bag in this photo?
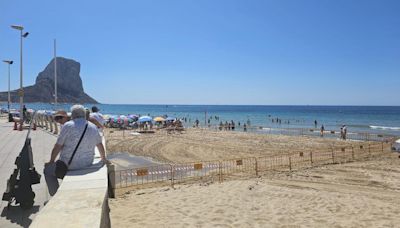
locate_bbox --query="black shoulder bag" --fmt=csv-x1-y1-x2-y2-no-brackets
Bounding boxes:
55,122,89,179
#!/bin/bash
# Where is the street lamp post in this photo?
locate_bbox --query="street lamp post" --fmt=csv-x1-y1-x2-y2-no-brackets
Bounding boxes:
54,39,57,105
2,60,13,113
11,25,29,130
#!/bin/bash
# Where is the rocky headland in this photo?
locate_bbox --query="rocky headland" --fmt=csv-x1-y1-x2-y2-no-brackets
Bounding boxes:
0,57,98,103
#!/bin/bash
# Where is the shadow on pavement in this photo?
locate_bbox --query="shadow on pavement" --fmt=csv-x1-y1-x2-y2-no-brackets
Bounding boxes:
1,205,40,228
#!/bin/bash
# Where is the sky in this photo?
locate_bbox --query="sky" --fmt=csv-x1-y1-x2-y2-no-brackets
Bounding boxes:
0,0,399,105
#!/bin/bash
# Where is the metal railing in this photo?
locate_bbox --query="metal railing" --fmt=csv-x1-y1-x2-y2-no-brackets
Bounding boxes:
109,140,394,195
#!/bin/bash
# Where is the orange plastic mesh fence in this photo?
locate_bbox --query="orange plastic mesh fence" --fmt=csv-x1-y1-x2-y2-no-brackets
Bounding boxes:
173,160,221,184
111,141,390,189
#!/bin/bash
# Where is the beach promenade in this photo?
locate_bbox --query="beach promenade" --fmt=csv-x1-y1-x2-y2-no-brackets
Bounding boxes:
0,117,55,227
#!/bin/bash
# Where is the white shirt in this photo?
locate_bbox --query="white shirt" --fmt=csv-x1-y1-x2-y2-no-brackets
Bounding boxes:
90,112,105,125
56,118,102,170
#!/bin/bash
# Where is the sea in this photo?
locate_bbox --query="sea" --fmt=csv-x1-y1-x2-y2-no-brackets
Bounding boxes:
2,103,400,136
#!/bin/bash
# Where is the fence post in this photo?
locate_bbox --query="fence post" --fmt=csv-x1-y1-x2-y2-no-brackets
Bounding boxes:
219,161,222,183
170,165,174,188
351,146,355,160
331,148,335,164
255,158,258,176
289,156,292,172
381,142,384,152
368,143,371,157
310,152,313,167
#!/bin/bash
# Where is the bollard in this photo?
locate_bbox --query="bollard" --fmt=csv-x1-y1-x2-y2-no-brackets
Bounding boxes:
33,123,37,131
18,120,23,131
13,121,18,130
53,121,58,135
40,115,44,127
45,117,49,130
49,118,54,133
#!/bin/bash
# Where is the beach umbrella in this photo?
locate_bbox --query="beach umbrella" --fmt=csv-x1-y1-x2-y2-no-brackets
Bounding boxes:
128,114,138,119
154,117,165,122
138,116,152,122
165,117,175,121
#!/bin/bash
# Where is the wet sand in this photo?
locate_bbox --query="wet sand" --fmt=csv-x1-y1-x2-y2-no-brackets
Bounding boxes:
110,153,400,227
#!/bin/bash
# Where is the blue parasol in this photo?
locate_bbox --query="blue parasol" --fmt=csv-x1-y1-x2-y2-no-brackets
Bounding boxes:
138,116,152,122
165,117,176,121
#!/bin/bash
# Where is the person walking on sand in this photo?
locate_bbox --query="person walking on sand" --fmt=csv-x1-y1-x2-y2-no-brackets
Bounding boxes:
243,123,247,132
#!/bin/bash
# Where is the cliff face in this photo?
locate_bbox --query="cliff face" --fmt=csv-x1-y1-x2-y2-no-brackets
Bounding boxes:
0,57,98,104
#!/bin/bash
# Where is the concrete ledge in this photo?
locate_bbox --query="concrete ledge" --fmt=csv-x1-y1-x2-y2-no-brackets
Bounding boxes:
31,137,110,228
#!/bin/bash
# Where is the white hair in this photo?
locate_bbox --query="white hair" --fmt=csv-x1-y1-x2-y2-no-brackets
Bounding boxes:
70,104,86,119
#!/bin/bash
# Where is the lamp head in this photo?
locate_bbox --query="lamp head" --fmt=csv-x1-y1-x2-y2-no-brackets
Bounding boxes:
11,25,24,30
22,32,29,38
2,60,13,64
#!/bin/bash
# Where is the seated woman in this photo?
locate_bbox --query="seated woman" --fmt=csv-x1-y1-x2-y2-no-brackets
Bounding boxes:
44,105,108,196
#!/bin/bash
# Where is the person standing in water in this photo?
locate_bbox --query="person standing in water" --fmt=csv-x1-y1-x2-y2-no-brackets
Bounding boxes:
320,124,325,137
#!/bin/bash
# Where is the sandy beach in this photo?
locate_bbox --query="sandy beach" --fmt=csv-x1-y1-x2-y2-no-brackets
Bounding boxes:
110,153,400,227
106,128,399,227
105,128,360,163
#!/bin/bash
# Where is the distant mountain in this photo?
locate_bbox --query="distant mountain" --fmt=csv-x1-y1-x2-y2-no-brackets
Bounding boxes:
0,57,98,104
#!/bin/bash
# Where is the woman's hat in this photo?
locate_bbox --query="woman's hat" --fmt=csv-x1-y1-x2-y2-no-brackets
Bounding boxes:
54,110,68,118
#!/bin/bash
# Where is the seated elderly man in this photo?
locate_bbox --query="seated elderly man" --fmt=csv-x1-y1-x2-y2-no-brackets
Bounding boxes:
44,104,108,196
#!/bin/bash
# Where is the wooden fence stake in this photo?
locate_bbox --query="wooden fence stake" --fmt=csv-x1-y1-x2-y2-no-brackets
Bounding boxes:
310,152,313,167
289,156,292,172
368,143,371,157
351,146,355,160
331,148,335,164
170,165,175,188
255,158,259,176
219,161,222,183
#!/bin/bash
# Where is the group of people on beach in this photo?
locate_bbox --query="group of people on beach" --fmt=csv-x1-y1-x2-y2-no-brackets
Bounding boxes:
219,120,237,131
44,105,109,196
